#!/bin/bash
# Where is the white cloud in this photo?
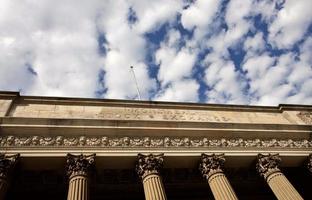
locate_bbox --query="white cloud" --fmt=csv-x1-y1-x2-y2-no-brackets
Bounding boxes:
130,0,183,33
155,79,199,102
242,54,275,80
244,32,266,58
268,0,312,49
156,47,196,85
181,0,220,30
154,28,198,101
204,54,247,104
0,0,310,106
0,0,105,97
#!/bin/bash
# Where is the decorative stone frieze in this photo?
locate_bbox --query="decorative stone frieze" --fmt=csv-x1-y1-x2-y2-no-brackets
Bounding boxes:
66,154,95,178
199,153,225,180
297,111,312,124
136,153,164,179
1,135,311,149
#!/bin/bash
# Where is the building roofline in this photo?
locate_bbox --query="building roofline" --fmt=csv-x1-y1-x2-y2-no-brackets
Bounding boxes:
0,90,311,112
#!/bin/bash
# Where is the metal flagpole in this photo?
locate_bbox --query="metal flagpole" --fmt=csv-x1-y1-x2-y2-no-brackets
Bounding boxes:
130,66,142,100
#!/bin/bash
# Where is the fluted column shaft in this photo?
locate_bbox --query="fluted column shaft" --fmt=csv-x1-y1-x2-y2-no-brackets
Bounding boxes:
0,154,19,200
136,153,167,200
257,154,303,200
199,153,238,200
0,177,8,200
142,173,166,200
66,153,95,200
67,173,88,200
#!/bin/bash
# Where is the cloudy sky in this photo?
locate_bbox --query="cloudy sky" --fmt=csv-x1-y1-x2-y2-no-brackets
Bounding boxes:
0,0,311,105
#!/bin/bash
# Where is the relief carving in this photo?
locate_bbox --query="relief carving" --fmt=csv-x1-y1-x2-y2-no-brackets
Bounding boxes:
297,111,312,124
96,107,232,122
0,135,311,149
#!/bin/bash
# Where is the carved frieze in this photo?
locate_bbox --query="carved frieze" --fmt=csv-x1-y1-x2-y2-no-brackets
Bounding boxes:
256,153,281,180
65,153,95,178
136,153,164,179
199,153,225,180
0,135,311,149
297,111,312,124
0,153,19,179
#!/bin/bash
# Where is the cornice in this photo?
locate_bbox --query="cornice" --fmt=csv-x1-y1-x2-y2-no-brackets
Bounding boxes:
1,91,311,112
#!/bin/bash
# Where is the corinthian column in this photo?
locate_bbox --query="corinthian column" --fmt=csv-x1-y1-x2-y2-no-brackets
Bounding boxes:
136,153,167,200
307,154,312,173
0,153,19,200
65,153,95,200
199,153,238,200
256,154,303,200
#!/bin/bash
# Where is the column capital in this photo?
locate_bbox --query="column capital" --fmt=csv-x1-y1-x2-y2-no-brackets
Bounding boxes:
199,153,225,180
65,153,95,178
256,153,281,179
0,153,19,179
136,153,164,179
307,154,312,173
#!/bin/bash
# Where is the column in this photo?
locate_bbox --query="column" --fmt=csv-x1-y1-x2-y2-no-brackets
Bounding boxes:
136,153,167,200
0,153,19,200
199,153,238,200
66,153,95,200
307,154,312,173
256,153,303,200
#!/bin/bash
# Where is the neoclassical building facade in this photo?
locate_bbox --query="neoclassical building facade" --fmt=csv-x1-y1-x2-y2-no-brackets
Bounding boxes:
0,91,311,199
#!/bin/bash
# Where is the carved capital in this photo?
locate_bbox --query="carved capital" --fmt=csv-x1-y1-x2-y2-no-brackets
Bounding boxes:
0,153,19,179
256,153,281,180
199,153,225,180
65,153,95,178
136,153,164,179
307,154,312,173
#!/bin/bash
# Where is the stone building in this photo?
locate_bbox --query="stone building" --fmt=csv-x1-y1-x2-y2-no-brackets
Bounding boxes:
0,91,311,200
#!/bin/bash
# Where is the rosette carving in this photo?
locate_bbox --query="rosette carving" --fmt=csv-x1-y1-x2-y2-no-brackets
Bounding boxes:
256,153,281,179
136,153,164,179
65,153,95,178
199,153,225,180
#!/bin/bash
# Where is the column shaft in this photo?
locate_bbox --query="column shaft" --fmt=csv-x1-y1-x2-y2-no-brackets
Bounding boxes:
208,173,238,200
257,154,303,200
199,154,238,200
143,174,167,200
267,172,303,200
67,175,88,200
0,178,8,200
136,153,167,200
65,153,95,200
0,153,19,200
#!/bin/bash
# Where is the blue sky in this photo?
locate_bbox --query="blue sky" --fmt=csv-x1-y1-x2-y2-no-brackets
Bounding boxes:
0,0,311,105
